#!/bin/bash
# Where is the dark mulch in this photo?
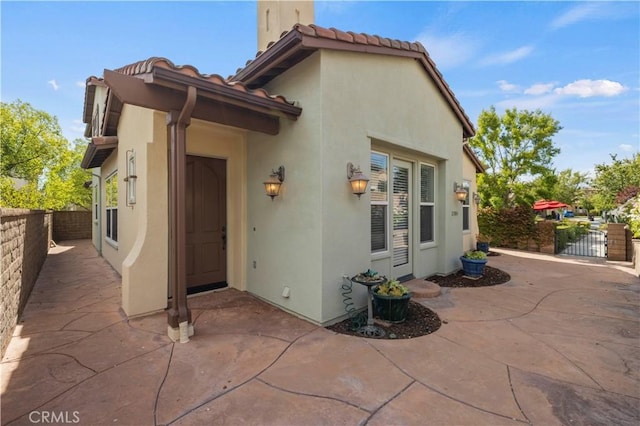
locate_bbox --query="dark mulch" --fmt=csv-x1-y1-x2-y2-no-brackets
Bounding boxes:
427,264,511,288
326,301,441,339
327,259,512,340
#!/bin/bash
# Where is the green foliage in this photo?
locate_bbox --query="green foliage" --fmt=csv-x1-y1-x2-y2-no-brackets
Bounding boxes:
375,280,410,297
554,221,589,252
463,250,487,260
592,154,640,212
0,99,91,210
1,100,67,180
470,106,562,208
478,205,537,248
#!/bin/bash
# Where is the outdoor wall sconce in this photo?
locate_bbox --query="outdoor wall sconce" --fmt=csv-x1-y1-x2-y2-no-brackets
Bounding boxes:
347,162,369,198
264,166,285,200
454,182,468,202
473,192,481,205
124,149,137,206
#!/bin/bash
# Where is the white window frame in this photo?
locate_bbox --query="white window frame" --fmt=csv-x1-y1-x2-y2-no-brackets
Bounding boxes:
462,180,471,232
419,162,436,245
370,151,389,255
105,171,118,247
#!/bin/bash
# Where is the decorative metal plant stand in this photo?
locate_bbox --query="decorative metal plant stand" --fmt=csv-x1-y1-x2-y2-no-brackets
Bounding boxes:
351,276,386,338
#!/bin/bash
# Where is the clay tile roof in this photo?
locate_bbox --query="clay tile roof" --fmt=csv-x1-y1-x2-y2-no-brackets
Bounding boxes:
348,32,368,45
114,57,294,106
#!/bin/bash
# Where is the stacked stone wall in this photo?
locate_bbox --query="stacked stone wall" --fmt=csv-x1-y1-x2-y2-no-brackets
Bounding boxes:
0,209,51,357
53,210,91,241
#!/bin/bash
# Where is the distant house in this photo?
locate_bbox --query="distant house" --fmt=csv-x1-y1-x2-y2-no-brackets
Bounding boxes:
81,0,484,340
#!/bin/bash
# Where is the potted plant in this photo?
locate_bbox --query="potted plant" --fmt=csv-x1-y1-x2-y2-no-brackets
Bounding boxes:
476,233,491,253
372,280,412,323
460,250,488,278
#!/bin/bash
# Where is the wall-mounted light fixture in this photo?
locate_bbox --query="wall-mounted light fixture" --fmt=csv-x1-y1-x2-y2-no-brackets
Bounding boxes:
124,149,137,206
473,192,481,205
454,182,468,202
264,166,285,200
347,162,369,198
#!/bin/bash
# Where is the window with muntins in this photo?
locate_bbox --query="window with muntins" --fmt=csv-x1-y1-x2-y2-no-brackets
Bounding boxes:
420,163,435,243
105,172,118,243
370,152,389,253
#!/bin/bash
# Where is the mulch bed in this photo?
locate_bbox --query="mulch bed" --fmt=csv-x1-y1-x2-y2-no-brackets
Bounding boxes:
326,257,511,339
326,301,442,339
426,265,511,288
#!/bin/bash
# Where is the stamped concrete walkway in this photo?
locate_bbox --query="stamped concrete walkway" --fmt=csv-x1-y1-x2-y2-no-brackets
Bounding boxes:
2,240,639,425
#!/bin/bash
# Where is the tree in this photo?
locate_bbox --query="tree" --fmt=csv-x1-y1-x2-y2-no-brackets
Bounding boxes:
0,100,91,210
553,169,589,205
470,106,562,208
592,153,640,212
1,100,67,180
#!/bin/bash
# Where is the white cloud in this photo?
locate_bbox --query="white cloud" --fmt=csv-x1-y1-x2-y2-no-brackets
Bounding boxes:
619,144,635,152
48,79,60,91
416,32,480,70
76,81,86,88
554,79,627,98
524,83,555,96
497,80,519,93
550,3,604,30
481,45,533,66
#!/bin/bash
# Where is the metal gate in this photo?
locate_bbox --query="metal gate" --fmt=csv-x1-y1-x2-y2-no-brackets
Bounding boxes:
555,227,607,258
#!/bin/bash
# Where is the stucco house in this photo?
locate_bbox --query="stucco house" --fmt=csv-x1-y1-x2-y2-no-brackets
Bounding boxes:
81,1,484,340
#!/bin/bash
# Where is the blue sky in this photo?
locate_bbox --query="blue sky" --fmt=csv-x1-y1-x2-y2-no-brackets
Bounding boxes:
2,1,638,176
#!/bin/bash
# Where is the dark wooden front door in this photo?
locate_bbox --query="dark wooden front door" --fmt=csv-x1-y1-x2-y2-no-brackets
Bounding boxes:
186,156,227,291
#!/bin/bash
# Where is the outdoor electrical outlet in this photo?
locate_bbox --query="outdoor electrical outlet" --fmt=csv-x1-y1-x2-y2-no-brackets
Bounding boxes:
282,286,290,298
253,261,257,269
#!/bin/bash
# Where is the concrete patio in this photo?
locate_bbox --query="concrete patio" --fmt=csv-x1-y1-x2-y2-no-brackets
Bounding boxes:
1,240,639,425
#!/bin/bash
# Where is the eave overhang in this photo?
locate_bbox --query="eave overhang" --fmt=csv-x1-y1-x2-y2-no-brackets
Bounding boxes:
81,136,118,169
464,143,486,173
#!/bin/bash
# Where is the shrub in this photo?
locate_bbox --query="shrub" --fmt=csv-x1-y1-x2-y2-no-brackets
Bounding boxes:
463,250,487,260
478,206,536,248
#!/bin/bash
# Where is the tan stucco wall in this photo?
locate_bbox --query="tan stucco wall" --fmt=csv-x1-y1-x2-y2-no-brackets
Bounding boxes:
319,50,466,322
246,52,324,323
115,106,168,316
117,109,248,317
246,49,471,324
463,153,480,252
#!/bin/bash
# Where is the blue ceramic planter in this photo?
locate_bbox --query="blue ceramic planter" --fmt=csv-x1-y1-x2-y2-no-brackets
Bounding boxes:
476,242,490,253
460,256,487,277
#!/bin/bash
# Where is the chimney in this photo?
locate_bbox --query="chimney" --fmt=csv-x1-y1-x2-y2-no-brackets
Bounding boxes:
257,0,314,52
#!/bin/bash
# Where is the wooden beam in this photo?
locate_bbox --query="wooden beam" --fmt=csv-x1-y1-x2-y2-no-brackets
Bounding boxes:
104,70,282,135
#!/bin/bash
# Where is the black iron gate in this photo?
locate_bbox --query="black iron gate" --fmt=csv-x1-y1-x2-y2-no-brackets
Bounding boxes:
555,228,607,258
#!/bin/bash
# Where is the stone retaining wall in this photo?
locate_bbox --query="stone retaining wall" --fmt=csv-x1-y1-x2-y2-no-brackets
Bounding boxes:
1,209,52,357
53,210,92,241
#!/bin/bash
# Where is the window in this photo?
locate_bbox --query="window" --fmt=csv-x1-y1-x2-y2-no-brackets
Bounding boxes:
105,172,118,243
462,180,470,231
420,163,435,243
370,152,389,252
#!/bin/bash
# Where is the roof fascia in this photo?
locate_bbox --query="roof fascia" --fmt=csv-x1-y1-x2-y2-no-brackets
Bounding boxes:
103,70,281,135
149,66,301,120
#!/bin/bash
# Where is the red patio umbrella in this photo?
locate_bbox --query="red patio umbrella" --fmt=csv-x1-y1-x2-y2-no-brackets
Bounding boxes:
533,200,568,211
